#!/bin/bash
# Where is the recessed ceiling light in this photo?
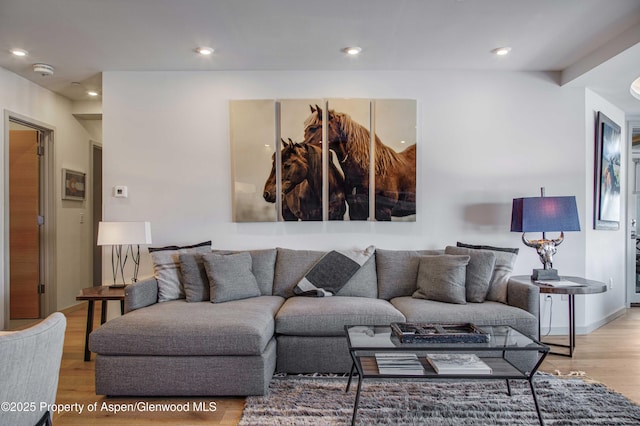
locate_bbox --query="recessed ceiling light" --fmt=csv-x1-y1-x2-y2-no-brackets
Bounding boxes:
10,48,28,57
343,46,362,56
195,46,214,55
492,47,512,56
87,90,99,97
631,76,640,101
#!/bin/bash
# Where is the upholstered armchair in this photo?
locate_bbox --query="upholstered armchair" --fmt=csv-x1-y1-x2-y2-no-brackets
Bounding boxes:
0,312,66,426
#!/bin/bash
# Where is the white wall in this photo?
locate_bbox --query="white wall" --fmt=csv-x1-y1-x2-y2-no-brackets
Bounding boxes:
582,89,627,328
0,66,94,329
102,69,625,333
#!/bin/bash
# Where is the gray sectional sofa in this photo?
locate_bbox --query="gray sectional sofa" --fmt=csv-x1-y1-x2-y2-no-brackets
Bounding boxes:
89,246,539,396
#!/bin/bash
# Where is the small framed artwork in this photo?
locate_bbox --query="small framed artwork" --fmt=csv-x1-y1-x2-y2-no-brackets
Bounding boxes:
594,111,621,230
62,168,86,201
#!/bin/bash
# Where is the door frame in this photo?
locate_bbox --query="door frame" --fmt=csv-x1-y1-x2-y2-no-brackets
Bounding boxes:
627,117,640,306
3,110,57,326
90,141,102,286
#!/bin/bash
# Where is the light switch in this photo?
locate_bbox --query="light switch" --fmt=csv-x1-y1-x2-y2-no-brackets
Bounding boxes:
114,186,128,198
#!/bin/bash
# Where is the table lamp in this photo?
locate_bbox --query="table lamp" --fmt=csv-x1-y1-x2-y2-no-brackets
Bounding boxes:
97,221,152,288
510,188,580,281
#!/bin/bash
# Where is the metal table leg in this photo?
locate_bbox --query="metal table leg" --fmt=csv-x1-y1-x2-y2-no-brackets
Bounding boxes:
528,377,545,425
346,362,356,393
351,374,363,426
541,294,576,357
84,300,94,361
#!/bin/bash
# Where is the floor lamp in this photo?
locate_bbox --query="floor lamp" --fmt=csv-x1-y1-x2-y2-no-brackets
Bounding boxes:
97,221,152,288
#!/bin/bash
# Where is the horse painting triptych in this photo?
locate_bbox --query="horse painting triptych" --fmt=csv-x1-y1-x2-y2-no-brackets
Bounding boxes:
230,99,416,222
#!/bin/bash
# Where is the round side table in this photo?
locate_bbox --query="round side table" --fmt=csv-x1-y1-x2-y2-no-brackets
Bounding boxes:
511,275,607,357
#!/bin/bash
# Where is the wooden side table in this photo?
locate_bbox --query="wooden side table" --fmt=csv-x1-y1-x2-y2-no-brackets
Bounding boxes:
511,275,607,357
76,286,125,361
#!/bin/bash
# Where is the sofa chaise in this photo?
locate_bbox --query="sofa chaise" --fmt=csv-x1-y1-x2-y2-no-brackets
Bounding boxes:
89,244,539,396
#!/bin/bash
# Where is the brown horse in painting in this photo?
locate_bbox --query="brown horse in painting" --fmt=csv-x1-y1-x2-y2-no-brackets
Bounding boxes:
304,105,416,221
263,138,346,221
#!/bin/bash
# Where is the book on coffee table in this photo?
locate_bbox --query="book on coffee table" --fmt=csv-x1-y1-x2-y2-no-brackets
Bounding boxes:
426,353,492,375
375,352,424,375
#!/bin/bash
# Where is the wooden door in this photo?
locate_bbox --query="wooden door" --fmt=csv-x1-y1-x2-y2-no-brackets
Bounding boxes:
9,130,41,319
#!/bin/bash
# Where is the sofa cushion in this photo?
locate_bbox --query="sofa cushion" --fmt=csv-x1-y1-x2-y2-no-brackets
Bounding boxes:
457,242,518,304
445,246,496,303
211,249,276,295
275,296,405,336
390,296,537,338
203,252,261,303
149,241,211,302
89,296,284,356
412,255,469,304
294,246,375,297
179,253,210,302
376,249,443,300
274,248,377,298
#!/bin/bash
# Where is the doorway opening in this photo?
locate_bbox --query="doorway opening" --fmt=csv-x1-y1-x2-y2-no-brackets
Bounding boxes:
4,113,56,330
629,120,640,307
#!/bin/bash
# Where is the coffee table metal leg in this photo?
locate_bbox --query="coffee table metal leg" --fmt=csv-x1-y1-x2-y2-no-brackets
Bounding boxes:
346,362,356,393
351,375,363,426
528,378,545,425
506,380,512,396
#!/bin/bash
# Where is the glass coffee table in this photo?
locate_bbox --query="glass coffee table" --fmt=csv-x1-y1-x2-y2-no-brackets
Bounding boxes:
345,324,549,425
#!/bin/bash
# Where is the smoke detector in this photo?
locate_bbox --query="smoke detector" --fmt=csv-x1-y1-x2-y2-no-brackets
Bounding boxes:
33,63,54,76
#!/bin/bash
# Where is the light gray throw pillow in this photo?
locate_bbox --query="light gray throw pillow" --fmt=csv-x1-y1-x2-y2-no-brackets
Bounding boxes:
150,242,211,302
211,249,276,295
412,255,469,305
456,242,519,304
445,246,496,303
202,252,261,303
375,249,444,300
179,253,210,302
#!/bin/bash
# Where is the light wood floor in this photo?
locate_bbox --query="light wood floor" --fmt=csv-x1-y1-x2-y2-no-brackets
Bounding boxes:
52,304,640,425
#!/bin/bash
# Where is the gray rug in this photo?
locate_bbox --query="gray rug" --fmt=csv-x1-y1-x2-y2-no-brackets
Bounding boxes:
239,374,640,425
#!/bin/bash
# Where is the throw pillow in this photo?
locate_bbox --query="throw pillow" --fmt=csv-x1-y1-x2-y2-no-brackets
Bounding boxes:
294,245,375,297
375,249,444,300
456,242,519,304
149,241,212,303
412,255,470,305
202,252,261,303
179,253,210,302
211,249,277,295
445,246,496,303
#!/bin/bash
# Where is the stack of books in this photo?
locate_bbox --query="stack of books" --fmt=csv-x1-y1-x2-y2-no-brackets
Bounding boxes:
375,352,424,375
426,353,492,375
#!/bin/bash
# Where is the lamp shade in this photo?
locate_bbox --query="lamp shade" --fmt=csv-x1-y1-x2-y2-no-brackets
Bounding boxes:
97,221,152,245
510,196,580,233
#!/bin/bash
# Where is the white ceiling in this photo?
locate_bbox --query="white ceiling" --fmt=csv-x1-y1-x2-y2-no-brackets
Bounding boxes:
1,0,639,113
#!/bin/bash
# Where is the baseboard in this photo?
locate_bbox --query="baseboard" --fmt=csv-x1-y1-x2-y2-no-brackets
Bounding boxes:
579,307,626,334
540,306,627,335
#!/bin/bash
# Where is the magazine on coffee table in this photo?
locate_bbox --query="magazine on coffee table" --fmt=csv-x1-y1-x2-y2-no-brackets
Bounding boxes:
426,353,492,375
375,352,424,375
535,280,586,287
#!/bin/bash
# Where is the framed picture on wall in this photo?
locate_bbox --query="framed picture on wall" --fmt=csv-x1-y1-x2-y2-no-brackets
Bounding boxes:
594,111,621,230
62,168,86,201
